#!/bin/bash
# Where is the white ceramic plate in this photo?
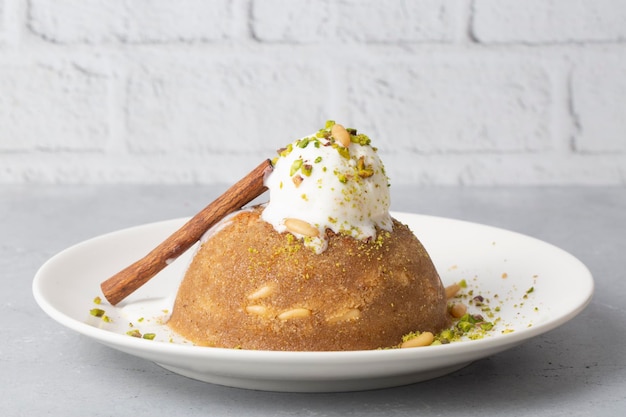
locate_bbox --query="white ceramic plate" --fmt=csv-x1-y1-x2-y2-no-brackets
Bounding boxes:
33,212,593,392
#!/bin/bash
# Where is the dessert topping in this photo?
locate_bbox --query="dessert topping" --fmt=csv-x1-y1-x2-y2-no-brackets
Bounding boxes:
262,121,392,253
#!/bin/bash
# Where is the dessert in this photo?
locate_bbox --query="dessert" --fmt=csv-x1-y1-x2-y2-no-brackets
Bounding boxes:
168,121,450,351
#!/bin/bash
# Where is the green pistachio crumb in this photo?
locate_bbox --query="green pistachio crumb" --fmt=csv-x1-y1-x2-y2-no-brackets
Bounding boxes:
290,159,303,176
126,329,141,338
297,137,310,148
301,164,313,176
93,296,101,305
352,133,371,146
278,144,293,158
335,145,350,159
142,333,156,340
90,308,105,317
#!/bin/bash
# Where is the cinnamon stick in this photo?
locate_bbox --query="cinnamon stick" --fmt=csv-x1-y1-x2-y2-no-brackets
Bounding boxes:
100,159,273,305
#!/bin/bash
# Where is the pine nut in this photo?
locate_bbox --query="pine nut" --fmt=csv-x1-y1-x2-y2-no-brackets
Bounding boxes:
247,285,273,300
449,302,467,318
331,123,351,147
401,331,434,348
245,305,268,316
445,283,461,299
284,218,319,237
327,308,361,323
277,308,311,320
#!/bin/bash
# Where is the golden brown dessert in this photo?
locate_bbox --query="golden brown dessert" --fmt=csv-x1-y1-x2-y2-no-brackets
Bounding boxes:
168,206,449,351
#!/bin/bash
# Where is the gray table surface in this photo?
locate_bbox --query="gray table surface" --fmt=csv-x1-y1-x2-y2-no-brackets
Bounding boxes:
2,185,625,417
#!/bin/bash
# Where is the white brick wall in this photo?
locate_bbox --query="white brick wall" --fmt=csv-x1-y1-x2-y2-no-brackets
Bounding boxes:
0,0,625,185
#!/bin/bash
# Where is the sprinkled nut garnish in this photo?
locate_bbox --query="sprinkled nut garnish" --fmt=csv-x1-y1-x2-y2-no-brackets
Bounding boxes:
352,133,371,146
277,308,311,320
357,156,374,178
336,173,348,184
143,333,156,340
90,308,105,317
297,137,310,148
284,218,320,237
278,144,293,157
126,329,141,338
301,164,313,177
401,331,434,348
334,144,350,159
93,296,102,305
331,123,351,147
445,283,461,298
456,313,494,333
290,159,303,176
449,302,468,318
292,175,303,187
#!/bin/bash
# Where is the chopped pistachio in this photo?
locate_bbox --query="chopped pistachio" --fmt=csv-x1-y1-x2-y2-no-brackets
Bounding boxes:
93,296,102,305
142,333,156,340
334,145,350,159
90,308,105,317
126,329,141,338
357,156,374,178
352,133,371,146
457,320,474,333
301,164,313,177
297,137,310,148
278,144,293,158
481,322,494,331
290,159,303,176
